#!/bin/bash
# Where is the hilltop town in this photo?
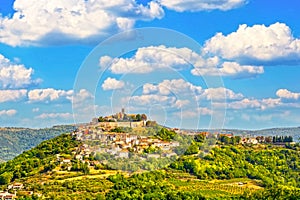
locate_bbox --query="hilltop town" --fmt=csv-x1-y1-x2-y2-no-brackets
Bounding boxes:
69,109,296,169
72,109,180,162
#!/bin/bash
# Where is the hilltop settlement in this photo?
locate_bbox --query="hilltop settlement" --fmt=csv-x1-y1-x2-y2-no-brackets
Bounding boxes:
72,109,180,161
69,109,295,165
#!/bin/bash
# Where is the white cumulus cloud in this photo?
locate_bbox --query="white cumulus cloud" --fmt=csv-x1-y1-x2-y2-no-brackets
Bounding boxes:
159,0,247,12
143,79,202,96
276,89,300,100
192,61,264,78
102,45,265,78
203,22,300,64
72,89,94,104
0,89,27,103
28,88,73,102
228,98,281,110
32,108,40,112
102,77,125,90
36,112,72,119
174,99,190,109
200,87,244,101
101,45,201,74
0,109,17,117
0,54,41,89
0,0,164,46
130,94,176,105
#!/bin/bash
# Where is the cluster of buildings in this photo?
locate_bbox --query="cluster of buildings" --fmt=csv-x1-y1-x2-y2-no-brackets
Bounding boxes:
218,133,295,145
0,191,16,200
72,110,180,159
87,109,147,132
0,183,23,200
0,183,39,200
94,109,147,128
74,129,180,159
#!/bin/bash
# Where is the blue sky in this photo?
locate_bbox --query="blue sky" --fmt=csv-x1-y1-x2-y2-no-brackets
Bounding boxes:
0,0,300,129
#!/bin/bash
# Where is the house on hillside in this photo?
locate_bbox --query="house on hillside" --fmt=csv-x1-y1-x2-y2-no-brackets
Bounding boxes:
61,159,71,165
0,191,17,200
248,138,258,144
240,137,258,145
8,183,23,190
75,154,83,160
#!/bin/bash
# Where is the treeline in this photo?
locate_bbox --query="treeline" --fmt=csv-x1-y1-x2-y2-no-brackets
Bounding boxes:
218,135,241,145
218,135,294,145
272,135,293,143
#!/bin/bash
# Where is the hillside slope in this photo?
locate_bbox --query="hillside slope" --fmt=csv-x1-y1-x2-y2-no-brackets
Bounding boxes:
0,125,75,161
0,133,299,199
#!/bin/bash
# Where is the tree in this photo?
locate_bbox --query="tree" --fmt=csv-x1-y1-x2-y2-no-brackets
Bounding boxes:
146,121,157,127
156,128,176,141
136,114,141,121
184,144,199,155
98,116,105,122
194,134,205,143
265,136,272,143
219,135,231,144
141,114,147,121
81,162,90,175
233,136,241,144
0,172,13,185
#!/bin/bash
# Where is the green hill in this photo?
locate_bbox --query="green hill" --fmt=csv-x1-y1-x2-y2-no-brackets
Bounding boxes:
0,132,299,199
0,125,75,161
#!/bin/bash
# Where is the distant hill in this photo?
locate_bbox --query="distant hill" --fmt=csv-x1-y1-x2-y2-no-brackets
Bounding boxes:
195,127,300,142
0,125,75,161
248,127,300,140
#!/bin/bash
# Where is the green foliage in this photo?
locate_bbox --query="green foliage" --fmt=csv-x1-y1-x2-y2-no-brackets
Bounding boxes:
171,145,300,188
156,128,177,141
98,116,105,122
184,143,199,155
240,186,300,199
0,171,13,184
144,145,161,154
25,178,113,199
106,171,206,200
272,135,293,143
0,125,75,161
218,135,241,145
71,160,90,174
0,128,299,199
110,127,132,133
0,133,81,185
194,134,205,143
136,114,142,121
146,120,157,127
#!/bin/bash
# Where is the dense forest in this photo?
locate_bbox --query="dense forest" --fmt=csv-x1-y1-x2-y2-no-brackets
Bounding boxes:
0,125,75,161
0,131,299,199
